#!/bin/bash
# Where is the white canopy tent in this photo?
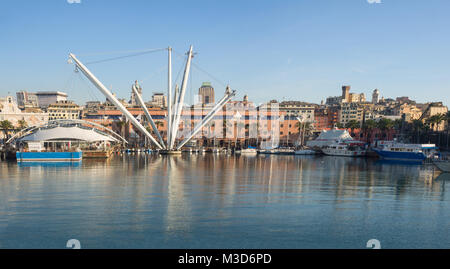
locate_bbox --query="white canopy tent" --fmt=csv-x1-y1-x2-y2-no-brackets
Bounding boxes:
18,126,118,142
306,129,353,148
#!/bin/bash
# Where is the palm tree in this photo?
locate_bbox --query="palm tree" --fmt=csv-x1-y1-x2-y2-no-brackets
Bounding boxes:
154,121,164,137
425,114,446,145
411,119,425,143
345,120,360,137
362,119,376,143
17,120,28,130
425,114,444,131
0,120,14,140
115,119,127,138
377,118,394,140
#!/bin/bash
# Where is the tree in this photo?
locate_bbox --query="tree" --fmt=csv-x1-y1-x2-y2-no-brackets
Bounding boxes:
345,120,360,136
425,114,446,145
115,119,127,138
411,119,425,143
17,120,28,130
0,120,14,140
362,119,377,142
377,118,394,139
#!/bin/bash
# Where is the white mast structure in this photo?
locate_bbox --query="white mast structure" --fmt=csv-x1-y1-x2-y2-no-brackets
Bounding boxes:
68,53,164,150
176,86,235,150
168,45,193,150
69,45,236,153
167,47,173,150
131,83,165,148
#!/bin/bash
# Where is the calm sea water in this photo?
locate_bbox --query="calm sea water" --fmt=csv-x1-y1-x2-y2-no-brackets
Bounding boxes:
0,154,448,249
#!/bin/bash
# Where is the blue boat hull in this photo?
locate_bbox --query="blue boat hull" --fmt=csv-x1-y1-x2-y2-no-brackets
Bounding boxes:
372,148,425,162
16,151,83,162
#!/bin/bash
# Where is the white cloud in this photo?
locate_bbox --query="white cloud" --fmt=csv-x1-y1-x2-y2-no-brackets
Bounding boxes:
367,0,381,4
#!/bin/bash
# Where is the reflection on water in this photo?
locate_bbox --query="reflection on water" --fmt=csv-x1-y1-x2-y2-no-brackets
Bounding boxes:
0,154,448,249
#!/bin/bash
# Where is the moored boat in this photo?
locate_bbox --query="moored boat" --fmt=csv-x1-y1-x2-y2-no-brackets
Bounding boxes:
433,160,450,172
294,148,316,155
372,141,437,163
276,148,295,155
322,141,366,157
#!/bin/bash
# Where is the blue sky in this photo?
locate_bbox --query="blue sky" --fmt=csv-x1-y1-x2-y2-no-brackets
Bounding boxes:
1,0,449,106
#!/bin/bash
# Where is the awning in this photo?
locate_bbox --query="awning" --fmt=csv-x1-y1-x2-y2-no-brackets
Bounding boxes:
18,126,117,142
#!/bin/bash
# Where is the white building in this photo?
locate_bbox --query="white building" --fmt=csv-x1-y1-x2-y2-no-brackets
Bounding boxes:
0,96,49,138
36,91,68,109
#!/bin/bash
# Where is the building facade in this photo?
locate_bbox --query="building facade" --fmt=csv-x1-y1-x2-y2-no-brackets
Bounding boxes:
151,93,167,108
35,91,68,109
48,100,83,120
0,96,49,135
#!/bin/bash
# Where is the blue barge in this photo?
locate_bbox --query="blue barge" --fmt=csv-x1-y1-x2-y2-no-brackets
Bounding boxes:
16,151,83,162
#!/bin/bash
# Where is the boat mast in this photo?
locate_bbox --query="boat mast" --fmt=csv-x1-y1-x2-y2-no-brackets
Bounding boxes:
68,53,164,150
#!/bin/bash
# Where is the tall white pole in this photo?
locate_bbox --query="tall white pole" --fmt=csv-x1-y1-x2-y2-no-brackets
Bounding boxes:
167,47,172,149
173,84,179,109
69,53,164,149
170,84,179,147
132,84,166,148
169,45,193,149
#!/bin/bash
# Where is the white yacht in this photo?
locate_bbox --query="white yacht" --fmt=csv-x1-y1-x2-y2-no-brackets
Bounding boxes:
322,141,366,157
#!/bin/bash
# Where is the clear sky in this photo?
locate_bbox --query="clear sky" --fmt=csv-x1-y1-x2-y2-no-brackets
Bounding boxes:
1,0,449,107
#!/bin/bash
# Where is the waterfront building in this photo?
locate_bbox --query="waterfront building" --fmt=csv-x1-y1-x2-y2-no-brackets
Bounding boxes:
198,82,215,104
81,95,304,148
47,100,83,120
314,107,332,131
264,100,315,122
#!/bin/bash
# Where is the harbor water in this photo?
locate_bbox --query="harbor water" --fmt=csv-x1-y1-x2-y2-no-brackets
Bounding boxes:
0,154,448,248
